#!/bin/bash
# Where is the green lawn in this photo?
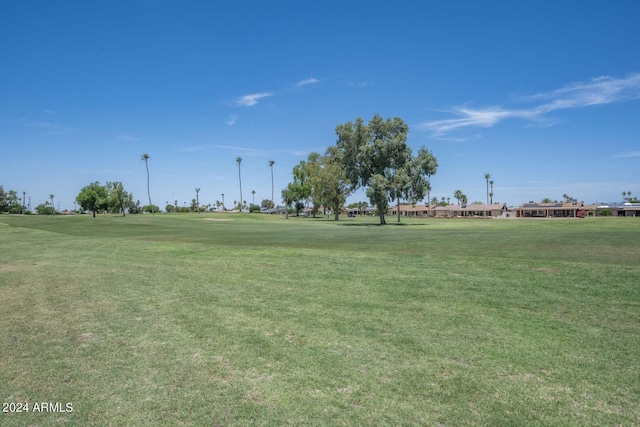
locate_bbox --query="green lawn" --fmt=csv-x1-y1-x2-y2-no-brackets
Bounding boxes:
1,213,639,426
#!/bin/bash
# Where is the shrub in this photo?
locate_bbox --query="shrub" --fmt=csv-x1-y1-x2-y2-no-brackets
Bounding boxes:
35,204,55,215
598,209,612,216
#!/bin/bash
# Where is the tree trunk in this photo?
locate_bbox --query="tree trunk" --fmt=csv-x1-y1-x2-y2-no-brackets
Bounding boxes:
145,161,153,215
378,207,386,225
397,195,401,223
92,210,96,218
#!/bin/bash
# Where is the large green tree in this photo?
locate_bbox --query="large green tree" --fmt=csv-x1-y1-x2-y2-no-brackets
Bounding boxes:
76,182,108,217
335,114,437,224
389,146,438,222
0,186,7,212
312,147,351,220
106,181,133,216
283,159,313,216
303,153,322,217
7,190,21,214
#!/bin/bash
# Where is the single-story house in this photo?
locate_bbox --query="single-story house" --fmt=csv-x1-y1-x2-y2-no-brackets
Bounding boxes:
386,203,508,218
429,203,509,218
260,207,288,214
515,202,595,218
610,203,640,217
387,204,436,217
344,206,377,216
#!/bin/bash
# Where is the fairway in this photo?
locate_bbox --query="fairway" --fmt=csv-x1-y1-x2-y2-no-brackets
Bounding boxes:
1,214,639,425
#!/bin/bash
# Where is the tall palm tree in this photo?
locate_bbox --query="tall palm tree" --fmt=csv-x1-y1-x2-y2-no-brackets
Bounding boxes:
269,160,275,205
622,191,626,202
141,153,153,214
453,189,463,204
628,191,632,202
49,194,55,213
221,193,225,210
236,157,243,212
251,190,256,206
489,180,494,204
484,173,491,204
195,188,201,213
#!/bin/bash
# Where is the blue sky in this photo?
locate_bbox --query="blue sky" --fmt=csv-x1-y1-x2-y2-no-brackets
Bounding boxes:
2,1,639,211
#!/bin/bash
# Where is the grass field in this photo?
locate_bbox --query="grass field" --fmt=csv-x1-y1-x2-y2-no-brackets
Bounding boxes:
1,213,639,426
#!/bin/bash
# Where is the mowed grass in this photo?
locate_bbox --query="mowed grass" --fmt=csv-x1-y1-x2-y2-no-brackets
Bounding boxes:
1,213,639,426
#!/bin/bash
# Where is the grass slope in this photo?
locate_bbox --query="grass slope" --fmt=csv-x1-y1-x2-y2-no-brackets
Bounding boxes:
1,214,639,426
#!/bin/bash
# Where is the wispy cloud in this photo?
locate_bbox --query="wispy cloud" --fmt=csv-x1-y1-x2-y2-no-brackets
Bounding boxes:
225,115,238,126
295,77,319,87
420,73,640,136
117,133,140,142
181,145,208,152
27,121,73,135
613,151,640,158
235,92,274,107
213,145,310,157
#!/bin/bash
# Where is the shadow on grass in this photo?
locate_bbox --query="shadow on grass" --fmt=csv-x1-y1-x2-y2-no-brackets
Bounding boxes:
336,222,429,227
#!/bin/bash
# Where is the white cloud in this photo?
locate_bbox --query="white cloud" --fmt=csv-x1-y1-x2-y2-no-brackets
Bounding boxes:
27,121,73,135
347,81,371,87
295,77,319,87
213,145,310,158
181,145,208,152
613,151,640,158
420,73,640,136
420,106,534,136
225,115,238,126
117,134,140,142
235,92,274,107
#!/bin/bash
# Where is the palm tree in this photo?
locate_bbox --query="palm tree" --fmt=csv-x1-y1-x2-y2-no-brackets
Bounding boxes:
484,173,491,204
221,193,225,210
251,190,256,206
453,189,463,204
628,191,632,202
269,160,275,206
141,153,153,214
49,194,55,213
236,157,243,212
489,180,494,204
195,188,201,213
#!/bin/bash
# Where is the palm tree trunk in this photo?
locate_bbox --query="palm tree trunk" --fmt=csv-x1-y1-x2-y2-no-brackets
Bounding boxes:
238,168,243,212
271,166,274,206
145,161,153,215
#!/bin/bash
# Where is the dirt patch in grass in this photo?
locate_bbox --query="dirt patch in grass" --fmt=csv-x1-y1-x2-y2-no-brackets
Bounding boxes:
202,218,233,221
77,332,100,342
536,267,561,273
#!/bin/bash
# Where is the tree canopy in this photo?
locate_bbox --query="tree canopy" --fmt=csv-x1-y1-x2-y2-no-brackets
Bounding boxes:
334,114,437,224
76,182,109,217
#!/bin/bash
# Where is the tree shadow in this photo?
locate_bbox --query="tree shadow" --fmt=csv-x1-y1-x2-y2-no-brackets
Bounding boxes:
336,222,429,227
